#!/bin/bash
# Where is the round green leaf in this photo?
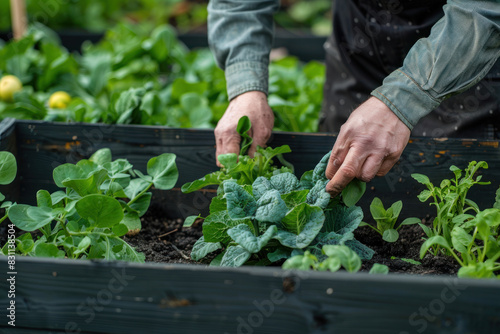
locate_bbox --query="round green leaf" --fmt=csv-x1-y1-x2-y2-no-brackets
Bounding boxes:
76,194,124,228
147,153,178,190
382,229,399,243
0,151,17,185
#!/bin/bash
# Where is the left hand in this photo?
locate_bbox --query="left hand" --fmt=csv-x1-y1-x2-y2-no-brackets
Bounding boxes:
325,97,411,197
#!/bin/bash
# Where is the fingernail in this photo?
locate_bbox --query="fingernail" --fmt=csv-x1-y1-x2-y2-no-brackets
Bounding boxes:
333,159,341,167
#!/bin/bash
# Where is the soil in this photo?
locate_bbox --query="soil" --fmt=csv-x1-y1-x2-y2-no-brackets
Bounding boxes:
128,205,460,276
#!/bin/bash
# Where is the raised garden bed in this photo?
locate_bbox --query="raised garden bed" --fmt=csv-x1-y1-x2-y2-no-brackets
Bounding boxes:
0,118,500,333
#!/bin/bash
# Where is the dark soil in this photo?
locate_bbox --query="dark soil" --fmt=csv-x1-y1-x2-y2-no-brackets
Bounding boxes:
354,221,460,276
128,206,460,276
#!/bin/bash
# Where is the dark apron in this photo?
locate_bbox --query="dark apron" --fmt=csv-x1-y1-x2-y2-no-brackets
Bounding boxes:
320,0,500,139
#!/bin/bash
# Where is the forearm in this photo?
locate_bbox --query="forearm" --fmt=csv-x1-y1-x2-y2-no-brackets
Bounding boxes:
208,0,279,100
372,0,500,130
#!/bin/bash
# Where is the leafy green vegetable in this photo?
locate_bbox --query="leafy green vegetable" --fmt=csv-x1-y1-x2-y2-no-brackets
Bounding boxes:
414,161,500,279
183,130,373,267
2,148,178,262
282,245,387,274
360,197,420,243
412,161,490,254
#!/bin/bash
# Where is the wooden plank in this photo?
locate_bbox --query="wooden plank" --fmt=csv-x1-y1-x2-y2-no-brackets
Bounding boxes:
0,257,499,334
10,119,500,221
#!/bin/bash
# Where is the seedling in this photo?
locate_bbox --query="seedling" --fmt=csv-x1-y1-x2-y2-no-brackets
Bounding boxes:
360,197,420,242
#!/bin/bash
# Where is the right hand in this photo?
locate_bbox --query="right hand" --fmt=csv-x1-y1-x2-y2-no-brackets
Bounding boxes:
214,91,274,167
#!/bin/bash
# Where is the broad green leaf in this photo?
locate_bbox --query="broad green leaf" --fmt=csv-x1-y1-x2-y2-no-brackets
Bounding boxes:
220,245,251,267
255,190,288,223
34,243,65,258
475,208,500,228
36,190,52,208
147,153,178,190
369,263,389,274
217,153,238,170
76,194,124,228
281,189,309,209
417,190,432,202
228,224,277,253
274,203,324,248
74,236,92,255
112,224,129,237
183,215,200,227
494,187,500,209
267,248,291,262
203,211,252,244
209,195,227,213
312,151,330,183
412,173,431,186
299,170,314,190
191,236,222,261
269,173,299,194
323,205,363,235
181,170,226,193
124,178,151,199
420,236,451,259
223,181,256,219
458,261,495,279
0,151,17,185
369,197,386,219
322,245,361,273
389,200,403,218
90,148,112,165
451,226,472,253
120,212,141,232
128,192,152,217
341,179,366,207
399,217,421,226
306,179,330,209
8,204,57,231
252,177,273,201
317,256,341,272
282,251,317,270
15,233,34,254
382,229,399,243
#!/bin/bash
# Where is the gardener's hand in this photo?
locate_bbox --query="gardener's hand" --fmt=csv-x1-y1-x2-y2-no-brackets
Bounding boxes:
214,91,274,167
325,97,411,197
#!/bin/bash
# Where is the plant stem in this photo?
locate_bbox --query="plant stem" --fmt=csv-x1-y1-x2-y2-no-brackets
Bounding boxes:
127,182,153,207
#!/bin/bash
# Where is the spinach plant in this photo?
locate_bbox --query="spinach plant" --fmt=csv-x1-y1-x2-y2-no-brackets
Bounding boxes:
183,149,373,267
360,197,420,242
283,245,388,274
412,161,490,254
0,151,17,216
420,208,500,278
2,148,178,262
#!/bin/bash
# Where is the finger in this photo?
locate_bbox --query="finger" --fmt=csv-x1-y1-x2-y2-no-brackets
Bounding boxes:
325,148,366,197
359,155,384,182
215,134,240,167
376,155,400,177
249,127,271,158
325,137,349,180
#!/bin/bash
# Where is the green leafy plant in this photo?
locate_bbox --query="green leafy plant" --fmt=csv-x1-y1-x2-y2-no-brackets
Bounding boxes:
282,245,388,274
412,161,490,254
183,147,373,267
0,151,17,214
420,208,500,278
2,148,178,262
360,197,420,242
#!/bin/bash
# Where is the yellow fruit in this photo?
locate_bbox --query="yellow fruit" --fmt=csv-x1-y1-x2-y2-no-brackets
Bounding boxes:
49,91,72,109
0,75,23,102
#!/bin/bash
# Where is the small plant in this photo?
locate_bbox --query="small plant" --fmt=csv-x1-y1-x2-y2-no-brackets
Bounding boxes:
412,161,490,254
1,148,178,262
283,245,389,274
420,208,500,278
360,197,420,242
